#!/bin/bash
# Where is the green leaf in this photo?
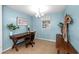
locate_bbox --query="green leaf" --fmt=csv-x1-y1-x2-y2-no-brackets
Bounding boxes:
7,23,19,31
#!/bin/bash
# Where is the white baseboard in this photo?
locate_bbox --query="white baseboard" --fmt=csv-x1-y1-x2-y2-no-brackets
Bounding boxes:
2,47,12,53
36,37,56,42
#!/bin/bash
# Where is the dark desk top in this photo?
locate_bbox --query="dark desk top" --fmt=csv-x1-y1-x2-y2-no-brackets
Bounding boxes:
10,32,35,40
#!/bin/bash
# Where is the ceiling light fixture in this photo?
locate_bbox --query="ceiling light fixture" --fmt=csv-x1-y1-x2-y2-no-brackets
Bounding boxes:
29,5,48,18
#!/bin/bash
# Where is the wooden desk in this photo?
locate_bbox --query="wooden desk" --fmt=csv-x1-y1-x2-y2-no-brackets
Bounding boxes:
10,32,32,51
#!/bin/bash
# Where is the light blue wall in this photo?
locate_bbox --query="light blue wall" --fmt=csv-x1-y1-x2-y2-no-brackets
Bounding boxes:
2,6,32,51
32,12,65,41
65,5,79,53
2,5,79,53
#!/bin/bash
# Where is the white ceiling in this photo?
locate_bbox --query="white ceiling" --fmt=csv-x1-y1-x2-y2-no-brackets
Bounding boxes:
6,5,66,16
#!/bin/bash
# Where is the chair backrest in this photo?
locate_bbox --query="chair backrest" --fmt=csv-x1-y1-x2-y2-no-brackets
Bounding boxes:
30,32,35,41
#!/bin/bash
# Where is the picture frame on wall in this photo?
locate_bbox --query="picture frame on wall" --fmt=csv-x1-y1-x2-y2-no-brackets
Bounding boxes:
16,16,28,26
42,20,50,28
41,15,51,28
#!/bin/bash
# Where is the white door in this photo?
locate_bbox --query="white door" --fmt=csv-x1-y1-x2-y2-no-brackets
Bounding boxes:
0,5,2,53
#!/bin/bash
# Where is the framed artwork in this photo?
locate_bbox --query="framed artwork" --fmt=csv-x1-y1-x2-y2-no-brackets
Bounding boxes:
42,20,50,28
16,17,28,26
41,15,51,28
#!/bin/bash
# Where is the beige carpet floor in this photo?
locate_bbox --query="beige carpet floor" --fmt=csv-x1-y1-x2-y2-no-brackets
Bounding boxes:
3,39,57,54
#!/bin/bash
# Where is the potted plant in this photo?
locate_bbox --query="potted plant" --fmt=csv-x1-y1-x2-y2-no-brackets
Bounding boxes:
58,22,64,35
7,23,19,36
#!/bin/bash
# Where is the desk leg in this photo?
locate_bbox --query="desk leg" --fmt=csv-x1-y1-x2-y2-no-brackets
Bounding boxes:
12,40,18,51
32,41,35,44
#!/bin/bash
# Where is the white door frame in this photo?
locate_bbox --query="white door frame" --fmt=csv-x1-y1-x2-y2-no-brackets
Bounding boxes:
0,5,2,53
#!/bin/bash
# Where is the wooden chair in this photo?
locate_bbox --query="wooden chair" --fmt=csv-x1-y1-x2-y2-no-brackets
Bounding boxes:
24,32,35,48
30,32,35,45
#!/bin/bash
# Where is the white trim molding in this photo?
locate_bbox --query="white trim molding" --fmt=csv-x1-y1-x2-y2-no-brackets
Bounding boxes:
36,37,56,42
2,47,12,53
0,5,2,54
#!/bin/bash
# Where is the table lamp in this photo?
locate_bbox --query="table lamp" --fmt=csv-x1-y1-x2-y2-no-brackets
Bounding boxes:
27,25,30,32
